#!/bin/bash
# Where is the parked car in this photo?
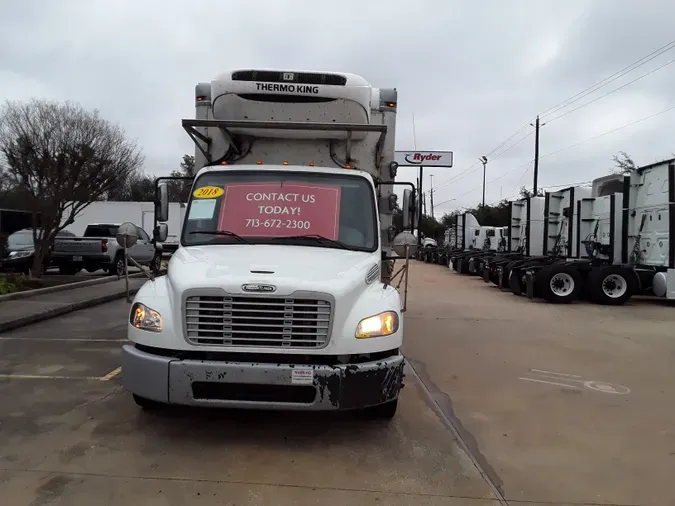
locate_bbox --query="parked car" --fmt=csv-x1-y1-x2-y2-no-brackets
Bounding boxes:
0,228,76,275
50,223,162,276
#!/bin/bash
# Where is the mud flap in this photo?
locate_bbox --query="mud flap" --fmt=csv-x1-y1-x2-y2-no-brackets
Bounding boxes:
526,270,535,299
483,264,491,283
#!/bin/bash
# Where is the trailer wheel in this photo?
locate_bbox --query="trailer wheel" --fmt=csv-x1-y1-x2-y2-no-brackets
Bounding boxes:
537,264,582,304
588,266,636,306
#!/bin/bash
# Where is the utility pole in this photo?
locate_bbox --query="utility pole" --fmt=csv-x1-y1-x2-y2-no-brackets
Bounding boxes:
479,156,488,206
429,174,435,219
531,115,541,195
417,171,423,248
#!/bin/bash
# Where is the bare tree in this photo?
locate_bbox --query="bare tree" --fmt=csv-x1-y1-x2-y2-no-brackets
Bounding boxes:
611,151,637,174
0,99,144,276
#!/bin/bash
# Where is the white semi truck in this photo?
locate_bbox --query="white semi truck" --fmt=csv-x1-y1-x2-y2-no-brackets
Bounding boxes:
122,69,418,419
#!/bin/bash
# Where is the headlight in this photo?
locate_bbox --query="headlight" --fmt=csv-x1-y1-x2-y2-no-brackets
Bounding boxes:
9,250,33,259
355,311,399,339
130,302,163,332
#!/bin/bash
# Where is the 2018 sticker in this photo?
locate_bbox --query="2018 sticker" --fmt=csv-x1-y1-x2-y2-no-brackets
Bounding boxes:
193,186,224,199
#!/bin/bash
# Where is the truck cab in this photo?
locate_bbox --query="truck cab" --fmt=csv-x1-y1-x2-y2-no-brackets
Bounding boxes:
122,69,417,419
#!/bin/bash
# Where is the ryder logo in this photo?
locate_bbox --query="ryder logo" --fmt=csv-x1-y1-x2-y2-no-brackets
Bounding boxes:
405,153,442,164
395,150,454,168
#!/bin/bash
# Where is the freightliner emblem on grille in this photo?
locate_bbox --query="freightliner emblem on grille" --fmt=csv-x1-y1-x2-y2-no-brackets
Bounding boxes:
241,283,277,293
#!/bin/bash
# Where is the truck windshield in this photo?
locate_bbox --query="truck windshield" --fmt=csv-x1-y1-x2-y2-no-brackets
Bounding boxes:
181,171,378,252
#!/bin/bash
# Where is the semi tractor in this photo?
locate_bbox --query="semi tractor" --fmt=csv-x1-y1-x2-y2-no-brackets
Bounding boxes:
122,69,418,419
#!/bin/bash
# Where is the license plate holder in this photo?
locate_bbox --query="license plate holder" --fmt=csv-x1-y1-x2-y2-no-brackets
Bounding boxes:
73,256,83,262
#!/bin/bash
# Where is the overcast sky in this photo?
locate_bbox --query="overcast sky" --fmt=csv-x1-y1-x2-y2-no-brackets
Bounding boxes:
2,0,675,218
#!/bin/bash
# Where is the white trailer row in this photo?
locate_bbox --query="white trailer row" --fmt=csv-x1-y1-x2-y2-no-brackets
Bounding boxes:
432,157,675,306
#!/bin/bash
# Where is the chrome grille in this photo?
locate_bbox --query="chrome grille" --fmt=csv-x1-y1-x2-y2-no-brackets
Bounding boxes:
185,295,331,348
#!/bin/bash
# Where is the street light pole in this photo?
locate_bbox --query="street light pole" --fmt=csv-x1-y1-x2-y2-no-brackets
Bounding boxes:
480,156,488,206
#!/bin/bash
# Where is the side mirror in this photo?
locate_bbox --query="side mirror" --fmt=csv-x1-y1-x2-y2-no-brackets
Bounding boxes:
156,183,169,222
402,189,417,230
154,222,168,243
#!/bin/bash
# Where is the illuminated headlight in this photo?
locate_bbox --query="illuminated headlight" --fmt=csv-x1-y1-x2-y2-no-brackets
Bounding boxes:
355,311,399,339
130,302,163,332
8,250,33,259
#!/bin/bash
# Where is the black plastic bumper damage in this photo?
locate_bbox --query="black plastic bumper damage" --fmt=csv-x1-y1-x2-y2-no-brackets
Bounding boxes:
318,359,405,410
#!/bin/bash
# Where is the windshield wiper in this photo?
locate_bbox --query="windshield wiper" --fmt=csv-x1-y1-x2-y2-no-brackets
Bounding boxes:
188,230,250,244
274,234,352,250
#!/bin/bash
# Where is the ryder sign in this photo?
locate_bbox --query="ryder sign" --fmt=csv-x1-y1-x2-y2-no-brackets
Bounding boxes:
218,182,341,239
394,150,453,168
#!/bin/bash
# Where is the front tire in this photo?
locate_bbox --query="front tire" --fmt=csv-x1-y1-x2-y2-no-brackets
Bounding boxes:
110,254,125,278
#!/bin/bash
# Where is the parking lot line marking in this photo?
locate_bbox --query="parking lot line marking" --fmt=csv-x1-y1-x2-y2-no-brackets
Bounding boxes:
0,373,102,380
99,367,121,381
529,368,581,378
0,337,126,342
519,377,581,390
531,374,586,384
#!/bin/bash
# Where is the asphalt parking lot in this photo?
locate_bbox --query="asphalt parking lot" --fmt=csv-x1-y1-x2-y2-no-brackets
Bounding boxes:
0,298,499,506
1,261,674,505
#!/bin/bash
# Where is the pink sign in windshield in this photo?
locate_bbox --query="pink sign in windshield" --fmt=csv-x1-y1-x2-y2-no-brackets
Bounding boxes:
218,182,341,239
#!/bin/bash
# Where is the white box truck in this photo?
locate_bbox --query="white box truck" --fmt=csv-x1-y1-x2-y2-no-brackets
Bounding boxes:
122,69,418,419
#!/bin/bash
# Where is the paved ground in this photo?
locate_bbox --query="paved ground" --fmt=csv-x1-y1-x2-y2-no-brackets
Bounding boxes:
403,260,675,506
2,261,674,505
0,277,146,332
0,298,499,506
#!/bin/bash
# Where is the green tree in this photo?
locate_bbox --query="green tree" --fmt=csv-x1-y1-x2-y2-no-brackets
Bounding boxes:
167,154,196,202
0,99,144,276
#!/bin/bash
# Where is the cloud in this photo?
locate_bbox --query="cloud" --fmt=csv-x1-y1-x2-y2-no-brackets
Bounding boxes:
1,0,674,216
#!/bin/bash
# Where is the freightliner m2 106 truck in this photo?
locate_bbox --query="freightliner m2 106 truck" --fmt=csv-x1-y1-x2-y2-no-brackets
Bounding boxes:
122,69,418,419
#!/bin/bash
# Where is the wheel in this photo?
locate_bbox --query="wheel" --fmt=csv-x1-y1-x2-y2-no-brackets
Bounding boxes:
58,265,80,275
536,264,583,304
133,394,162,410
110,254,126,277
151,253,162,274
363,399,398,420
588,265,636,306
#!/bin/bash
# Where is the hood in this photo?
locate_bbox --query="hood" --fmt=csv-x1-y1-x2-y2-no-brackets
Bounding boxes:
167,244,378,295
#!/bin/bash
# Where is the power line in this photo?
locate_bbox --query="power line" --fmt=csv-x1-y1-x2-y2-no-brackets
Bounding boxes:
545,57,675,124
431,104,675,210
426,38,675,199
539,38,675,118
540,104,675,160
430,128,534,193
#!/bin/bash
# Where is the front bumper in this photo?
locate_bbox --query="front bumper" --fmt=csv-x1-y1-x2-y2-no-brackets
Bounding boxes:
122,345,405,410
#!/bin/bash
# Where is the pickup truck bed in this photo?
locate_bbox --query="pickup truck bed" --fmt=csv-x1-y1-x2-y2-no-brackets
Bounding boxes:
51,223,161,275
